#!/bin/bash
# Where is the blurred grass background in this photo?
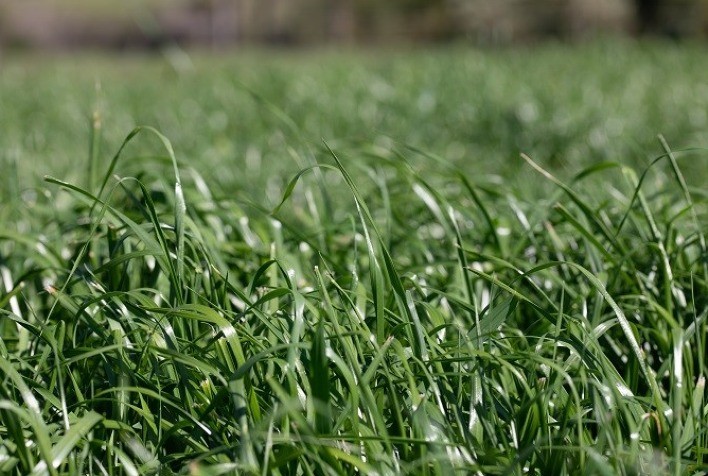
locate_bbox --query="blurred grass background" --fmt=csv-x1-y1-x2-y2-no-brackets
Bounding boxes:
2,1,708,205
2,41,708,191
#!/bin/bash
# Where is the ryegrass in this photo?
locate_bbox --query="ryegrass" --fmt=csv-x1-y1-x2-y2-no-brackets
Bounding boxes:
0,42,707,474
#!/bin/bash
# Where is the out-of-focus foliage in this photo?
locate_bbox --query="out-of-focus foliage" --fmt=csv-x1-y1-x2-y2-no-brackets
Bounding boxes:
1,0,708,49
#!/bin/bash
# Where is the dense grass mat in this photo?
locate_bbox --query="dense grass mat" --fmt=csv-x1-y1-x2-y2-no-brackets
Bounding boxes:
0,42,706,474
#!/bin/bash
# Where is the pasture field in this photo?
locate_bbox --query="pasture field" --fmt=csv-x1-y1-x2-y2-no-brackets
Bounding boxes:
0,41,706,474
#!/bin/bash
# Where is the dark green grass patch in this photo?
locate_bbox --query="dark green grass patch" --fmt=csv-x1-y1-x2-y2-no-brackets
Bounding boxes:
0,43,707,474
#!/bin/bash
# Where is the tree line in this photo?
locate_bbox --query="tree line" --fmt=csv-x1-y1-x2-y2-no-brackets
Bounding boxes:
1,0,706,50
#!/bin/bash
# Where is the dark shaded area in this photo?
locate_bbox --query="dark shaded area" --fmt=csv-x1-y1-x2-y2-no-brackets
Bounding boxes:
635,0,662,33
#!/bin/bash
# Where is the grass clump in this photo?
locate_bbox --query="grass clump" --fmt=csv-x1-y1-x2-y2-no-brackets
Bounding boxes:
0,44,707,474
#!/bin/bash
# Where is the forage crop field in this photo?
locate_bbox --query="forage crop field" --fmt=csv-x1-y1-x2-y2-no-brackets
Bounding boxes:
0,41,706,475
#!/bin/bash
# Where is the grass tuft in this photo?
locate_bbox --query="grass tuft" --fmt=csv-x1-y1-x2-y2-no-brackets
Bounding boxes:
0,44,707,474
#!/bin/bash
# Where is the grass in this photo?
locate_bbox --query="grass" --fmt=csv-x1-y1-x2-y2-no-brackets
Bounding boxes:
0,41,707,474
